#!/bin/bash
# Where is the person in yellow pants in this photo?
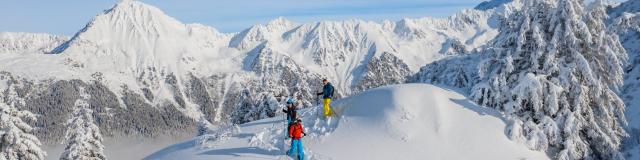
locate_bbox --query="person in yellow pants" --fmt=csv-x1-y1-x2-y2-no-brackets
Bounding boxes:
323,98,331,117
317,79,334,117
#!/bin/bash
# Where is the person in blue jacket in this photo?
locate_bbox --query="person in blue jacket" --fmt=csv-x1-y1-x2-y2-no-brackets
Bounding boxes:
316,79,334,117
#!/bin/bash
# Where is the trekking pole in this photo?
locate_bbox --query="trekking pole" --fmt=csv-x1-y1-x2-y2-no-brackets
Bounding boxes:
283,100,289,155
316,86,321,118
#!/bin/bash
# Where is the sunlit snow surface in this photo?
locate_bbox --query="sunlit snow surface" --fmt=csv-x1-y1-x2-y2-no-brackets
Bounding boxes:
146,84,548,160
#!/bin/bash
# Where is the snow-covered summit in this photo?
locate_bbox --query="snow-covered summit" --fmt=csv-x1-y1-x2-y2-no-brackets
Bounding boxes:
54,0,188,52
146,84,549,160
229,17,296,50
52,0,226,64
44,0,235,102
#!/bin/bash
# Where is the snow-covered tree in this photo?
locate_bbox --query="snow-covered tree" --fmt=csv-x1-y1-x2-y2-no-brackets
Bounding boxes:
0,86,46,160
254,93,281,120
230,90,286,124
197,122,240,149
470,0,627,159
230,89,256,124
196,117,215,136
4,87,21,108
60,88,106,160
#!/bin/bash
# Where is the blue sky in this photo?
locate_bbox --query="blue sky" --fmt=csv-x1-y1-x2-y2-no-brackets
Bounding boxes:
0,0,487,35
0,0,627,35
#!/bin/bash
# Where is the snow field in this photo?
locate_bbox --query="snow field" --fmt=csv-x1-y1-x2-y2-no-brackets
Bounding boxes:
146,84,548,160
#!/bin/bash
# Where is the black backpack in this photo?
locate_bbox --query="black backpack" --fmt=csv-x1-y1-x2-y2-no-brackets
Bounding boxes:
290,109,297,120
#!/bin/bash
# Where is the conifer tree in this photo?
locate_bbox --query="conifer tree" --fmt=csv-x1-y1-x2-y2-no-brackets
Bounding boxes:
471,0,627,159
60,87,106,160
0,86,46,160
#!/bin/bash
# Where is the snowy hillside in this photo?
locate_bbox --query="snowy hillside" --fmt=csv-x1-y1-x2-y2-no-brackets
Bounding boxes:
146,84,549,160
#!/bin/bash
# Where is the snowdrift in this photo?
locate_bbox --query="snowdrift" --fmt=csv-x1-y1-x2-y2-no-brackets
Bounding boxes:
146,84,548,160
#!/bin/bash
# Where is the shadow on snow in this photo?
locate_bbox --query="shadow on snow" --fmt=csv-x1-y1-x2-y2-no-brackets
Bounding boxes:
198,147,281,157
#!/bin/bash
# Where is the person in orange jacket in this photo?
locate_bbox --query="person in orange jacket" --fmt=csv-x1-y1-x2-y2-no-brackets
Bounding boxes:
287,118,306,160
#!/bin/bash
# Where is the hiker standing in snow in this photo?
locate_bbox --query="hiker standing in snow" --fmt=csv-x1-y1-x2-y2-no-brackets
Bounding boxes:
316,79,334,117
282,98,298,131
288,118,306,160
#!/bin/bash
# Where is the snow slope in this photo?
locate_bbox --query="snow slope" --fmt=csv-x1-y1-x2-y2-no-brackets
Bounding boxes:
146,84,548,160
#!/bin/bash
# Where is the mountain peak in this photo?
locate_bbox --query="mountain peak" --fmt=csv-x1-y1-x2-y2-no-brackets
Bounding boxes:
102,0,182,28
49,0,227,76
52,0,188,54
228,18,297,49
107,0,156,14
266,17,295,29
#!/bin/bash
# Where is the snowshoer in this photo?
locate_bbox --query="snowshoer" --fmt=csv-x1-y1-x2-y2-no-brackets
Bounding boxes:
287,118,306,160
316,79,334,117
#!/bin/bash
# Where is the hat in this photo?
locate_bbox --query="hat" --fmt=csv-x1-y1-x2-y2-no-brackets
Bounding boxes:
286,98,296,105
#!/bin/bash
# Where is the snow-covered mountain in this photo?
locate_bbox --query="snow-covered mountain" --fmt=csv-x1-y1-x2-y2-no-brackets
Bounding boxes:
146,84,549,160
0,32,67,54
0,0,501,148
226,9,499,94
